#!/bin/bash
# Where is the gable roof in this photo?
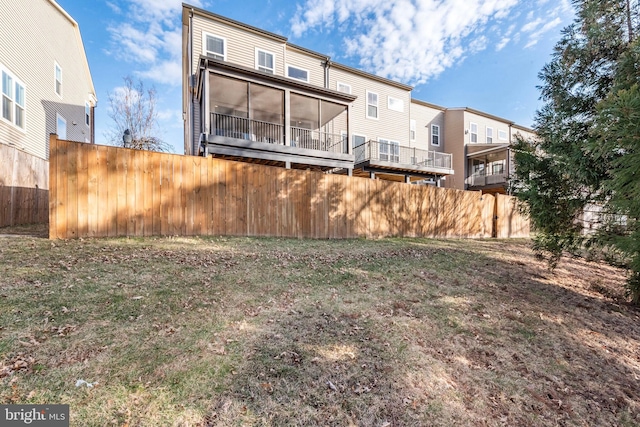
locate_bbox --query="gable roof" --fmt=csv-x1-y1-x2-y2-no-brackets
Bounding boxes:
49,0,96,104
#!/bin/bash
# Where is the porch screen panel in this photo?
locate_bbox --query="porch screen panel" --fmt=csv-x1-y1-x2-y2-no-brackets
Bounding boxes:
249,83,284,144
290,93,318,129
321,100,347,153
210,74,248,138
290,93,319,149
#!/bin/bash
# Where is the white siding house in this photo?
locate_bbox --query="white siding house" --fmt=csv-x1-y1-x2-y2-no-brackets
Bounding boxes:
0,0,97,160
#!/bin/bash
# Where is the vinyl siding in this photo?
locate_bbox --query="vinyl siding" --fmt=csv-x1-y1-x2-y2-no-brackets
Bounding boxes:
284,47,325,87
443,110,465,189
410,101,445,152
463,112,511,146
444,109,516,190
192,15,286,77
512,126,535,143
329,67,411,150
192,98,201,154
0,0,95,160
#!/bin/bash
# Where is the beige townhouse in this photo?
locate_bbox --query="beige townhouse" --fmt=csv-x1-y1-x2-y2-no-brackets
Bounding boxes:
444,108,535,194
181,4,533,191
0,0,97,160
182,4,455,183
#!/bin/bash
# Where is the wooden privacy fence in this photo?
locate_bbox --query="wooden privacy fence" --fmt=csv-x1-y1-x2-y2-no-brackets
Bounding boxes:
0,143,49,227
49,138,529,240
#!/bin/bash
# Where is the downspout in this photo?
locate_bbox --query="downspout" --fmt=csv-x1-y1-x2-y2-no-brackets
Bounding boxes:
507,124,513,195
323,59,330,89
189,8,195,155
90,106,95,144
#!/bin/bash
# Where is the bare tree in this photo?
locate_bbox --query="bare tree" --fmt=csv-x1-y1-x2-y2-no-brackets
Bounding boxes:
106,76,170,152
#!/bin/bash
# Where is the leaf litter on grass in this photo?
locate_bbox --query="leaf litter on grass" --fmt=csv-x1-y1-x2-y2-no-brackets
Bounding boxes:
0,228,639,426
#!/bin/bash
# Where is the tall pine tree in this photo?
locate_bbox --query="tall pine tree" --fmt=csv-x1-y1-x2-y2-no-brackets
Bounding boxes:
512,0,640,302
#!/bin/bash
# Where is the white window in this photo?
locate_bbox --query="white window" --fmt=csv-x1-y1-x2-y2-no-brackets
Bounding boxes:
366,91,378,119
203,33,226,60
470,122,478,143
486,126,493,143
378,138,399,163
492,162,504,174
56,114,67,139
256,48,275,74
85,102,90,126
286,64,309,82
1,65,26,131
337,82,351,94
498,129,508,141
54,62,62,97
431,124,440,146
387,96,404,112
410,119,416,141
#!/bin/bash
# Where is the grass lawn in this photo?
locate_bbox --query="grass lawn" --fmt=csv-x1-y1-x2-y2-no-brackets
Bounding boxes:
1,225,639,426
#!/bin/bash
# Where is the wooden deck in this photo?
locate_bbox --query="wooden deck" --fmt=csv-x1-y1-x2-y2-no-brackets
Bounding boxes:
202,134,354,171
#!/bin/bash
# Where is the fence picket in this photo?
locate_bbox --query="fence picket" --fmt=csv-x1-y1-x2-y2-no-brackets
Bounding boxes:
47,139,529,240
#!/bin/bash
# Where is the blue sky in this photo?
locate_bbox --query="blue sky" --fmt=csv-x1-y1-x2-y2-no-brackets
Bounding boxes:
56,0,574,153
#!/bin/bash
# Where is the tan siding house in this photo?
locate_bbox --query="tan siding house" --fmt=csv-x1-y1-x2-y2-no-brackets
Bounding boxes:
284,46,327,87
182,3,531,187
0,0,96,160
410,100,446,153
329,64,412,149
444,108,533,193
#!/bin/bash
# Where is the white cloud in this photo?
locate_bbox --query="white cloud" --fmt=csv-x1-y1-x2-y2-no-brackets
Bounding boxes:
496,36,510,51
521,17,543,34
157,108,183,127
291,0,574,84
137,60,182,85
107,0,205,86
106,1,122,14
523,17,562,48
518,0,571,48
291,0,521,85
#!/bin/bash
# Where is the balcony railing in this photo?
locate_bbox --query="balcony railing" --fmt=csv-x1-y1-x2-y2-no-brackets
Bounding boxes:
465,172,507,186
210,113,347,154
290,126,346,154
211,113,284,145
354,140,452,170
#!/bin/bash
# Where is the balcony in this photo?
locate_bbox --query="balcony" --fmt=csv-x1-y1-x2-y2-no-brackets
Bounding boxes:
466,144,511,193
465,172,507,187
290,126,345,153
203,113,354,170
354,140,454,177
198,59,356,171
212,113,284,144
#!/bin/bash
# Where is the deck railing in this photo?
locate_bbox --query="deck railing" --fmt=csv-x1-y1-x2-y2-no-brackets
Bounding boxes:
211,113,284,145
290,126,346,153
465,172,507,186
354,140,452,170
210,113,347,154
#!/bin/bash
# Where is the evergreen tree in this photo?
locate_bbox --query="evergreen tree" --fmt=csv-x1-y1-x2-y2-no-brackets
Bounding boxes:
512,0,640,302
